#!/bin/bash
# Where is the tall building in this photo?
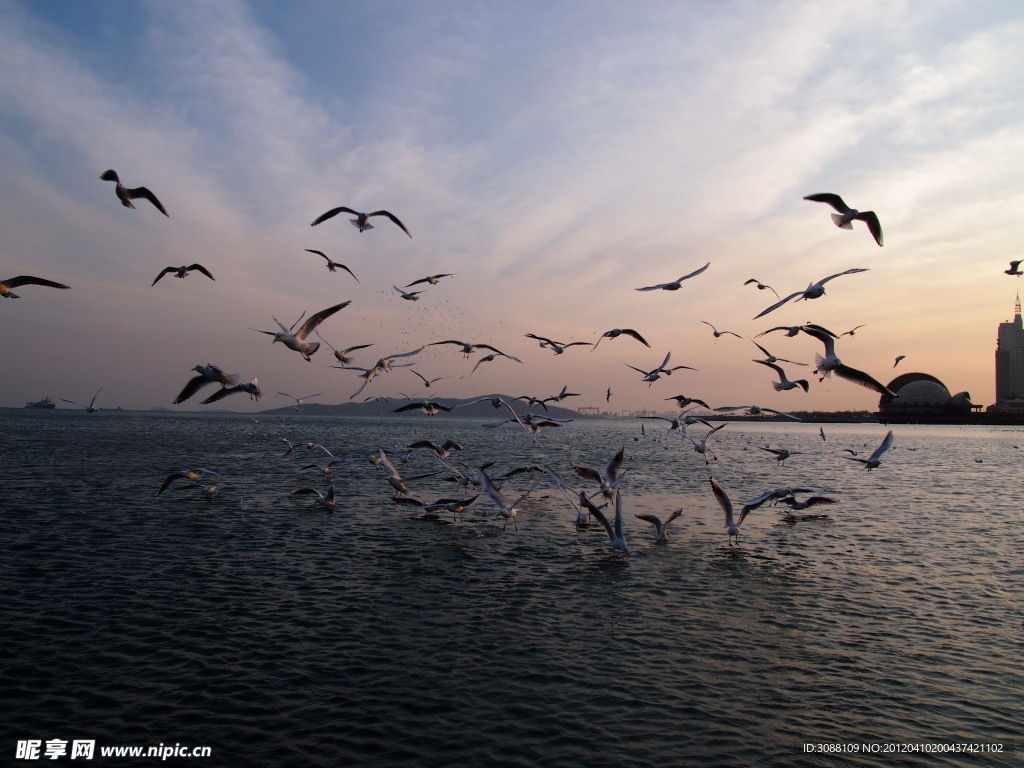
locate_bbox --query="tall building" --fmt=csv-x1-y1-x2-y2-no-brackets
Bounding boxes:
995,294,1024,403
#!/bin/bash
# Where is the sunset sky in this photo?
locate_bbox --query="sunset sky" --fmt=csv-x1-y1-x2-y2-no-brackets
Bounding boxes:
2,0,1022,415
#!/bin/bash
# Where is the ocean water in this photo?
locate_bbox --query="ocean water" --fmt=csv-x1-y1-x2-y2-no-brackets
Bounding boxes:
1,408,1021,767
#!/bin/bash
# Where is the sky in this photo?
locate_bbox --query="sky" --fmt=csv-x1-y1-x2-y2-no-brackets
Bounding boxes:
2,0,1022,415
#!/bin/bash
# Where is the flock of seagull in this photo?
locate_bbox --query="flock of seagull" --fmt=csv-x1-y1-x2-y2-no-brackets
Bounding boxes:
8,170,1004,552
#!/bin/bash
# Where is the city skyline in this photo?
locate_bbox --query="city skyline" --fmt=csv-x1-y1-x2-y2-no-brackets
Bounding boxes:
3,1,1023,414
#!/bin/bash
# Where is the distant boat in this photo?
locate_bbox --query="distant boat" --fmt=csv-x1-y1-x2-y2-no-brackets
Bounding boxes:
25,396,56,409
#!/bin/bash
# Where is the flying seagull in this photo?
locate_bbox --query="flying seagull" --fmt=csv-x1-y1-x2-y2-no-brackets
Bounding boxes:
752,359,810,392
525,333,591,354
1005,260,1022,276
0,275,70,299
636,262,710,291
100,169,168,216
151,264,215,286
893,355,906,368
804,193,883,246
743,278,780,298
845,430,894,470
61,387,102,413
800,325,895,396
753,268,868,319
311,206,412,238
406,274,454,287
304,249,359,281
251,301,350,361
173,364,237,404
701,321,742,339
591,328,651,351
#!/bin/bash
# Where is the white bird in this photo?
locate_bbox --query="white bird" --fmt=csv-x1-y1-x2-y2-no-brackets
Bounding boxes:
479,468,539,531
156,468,218,496
572,446,626,500
665,394,710,409
61,387,102,413
252,301,350,361
304,249,359,281
626,351,697,386
292,484,337,511
200,378,261,404
277,391,321,411
407,439,464,459
636,262,710,291
0,275,70,299
581,490,629,555
682,424,726,465
637,409,712,433
758,446,804,465
840,324,867,337
716,404,801,420
100,169,168,216
174,364,237,404
845,430,894,470
800,325,895,395
754,269,869,319
751,340,807,367
311,206,411,237
407,273,454,287
591,328,651,351
393,285,423,301
804,193,883,246
429,339,512,358
393,400,452,416
709,476,750,545
378,450,441,497
701,321,741,339
635,508,682,543
151,264,214,286
524,333,591,354
752,360,810,393
316,333,372,365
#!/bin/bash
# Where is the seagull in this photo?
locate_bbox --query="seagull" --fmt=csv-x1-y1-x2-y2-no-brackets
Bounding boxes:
893,355,906,368
682,423,726,465
572,446,626,500
742,487,816,512
0,275,71,299
469,352,522,376
393,285,422,301
752,360,810,392
316,333,372,365
758,322,837,339
304,249,358,281
637,408,712,433
635,508,682,543
300,459,354,478
277,391,321,411
758,446,804,465
845,430,894,470
820,427,827,442
1005,260,1022,276
591,328,651,352
778,495,839,512
709,476,749,545
665,394,710,409
311,206,411,237
378,449,441,497
252,301,350,361
292,484,337,511
156,468,218,496
200,377,261,404
429,339,514,358
751,340,807,367
408,439,464,459
606,387,612,402
804,193,883,246
61,387,102,413
151,264,214,286
701,321,742,339
800,325,895,395
581,490,629,555
348,347,423,398
409,369,447,388
99,169,168,216
716,404,801,420
626,352,697,386
479,468,539,531
524,333,591,354
744,278,780,298
406,273,454,287
393,400,453,416
753,269,869,319
841,324,867,337
636,262,710,291
173,364,237,404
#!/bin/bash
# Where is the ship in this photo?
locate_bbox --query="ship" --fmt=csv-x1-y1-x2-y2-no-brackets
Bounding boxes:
25,396,56,409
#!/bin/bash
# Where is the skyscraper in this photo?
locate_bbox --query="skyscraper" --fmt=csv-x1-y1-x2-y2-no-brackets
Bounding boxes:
995,294,1024,403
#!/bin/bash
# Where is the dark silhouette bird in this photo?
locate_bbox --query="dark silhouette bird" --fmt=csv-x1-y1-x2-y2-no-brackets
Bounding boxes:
635,262,710,291
804,192,882,246
304,249,359,281
151,264,214,286
100,169,168,216
591,328,651,351
0,275,70,298
311,206,411,237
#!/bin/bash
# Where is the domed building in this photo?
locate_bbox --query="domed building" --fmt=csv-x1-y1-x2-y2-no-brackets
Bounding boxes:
877,373,981,424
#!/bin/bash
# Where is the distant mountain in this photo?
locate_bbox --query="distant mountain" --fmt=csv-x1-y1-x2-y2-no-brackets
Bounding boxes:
257,394,585,420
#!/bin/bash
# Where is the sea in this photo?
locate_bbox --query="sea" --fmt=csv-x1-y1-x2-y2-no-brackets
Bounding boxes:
1,408,1021,767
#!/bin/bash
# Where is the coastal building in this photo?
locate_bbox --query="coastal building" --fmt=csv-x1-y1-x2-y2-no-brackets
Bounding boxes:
994,294,1024,404
877,372,981,424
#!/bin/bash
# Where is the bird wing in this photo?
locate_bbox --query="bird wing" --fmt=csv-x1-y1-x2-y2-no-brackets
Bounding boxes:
855,211,883,246
620,329,650,346
818,268,869,287
753,359,785,379
186,264,215,280
294,301,351,340
174,375,214,404
151,267,176,286
709,476,733,522
803,193,849,212
679,262,711,281
868,430,894,462
833,364,896,396
753,291,803,320
368,210,412,238
126,186,169,216
311,206,358,226
6,275,71,290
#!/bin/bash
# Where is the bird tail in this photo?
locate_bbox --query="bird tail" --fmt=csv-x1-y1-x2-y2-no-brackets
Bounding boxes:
830,213,852,230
